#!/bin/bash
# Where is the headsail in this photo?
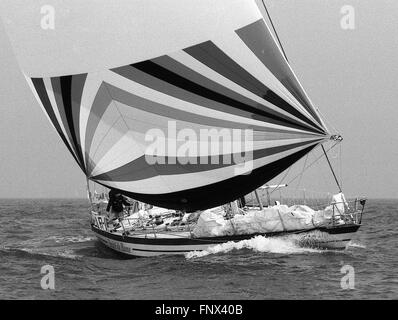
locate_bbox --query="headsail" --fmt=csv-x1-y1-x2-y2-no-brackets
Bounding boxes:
1,0,329,210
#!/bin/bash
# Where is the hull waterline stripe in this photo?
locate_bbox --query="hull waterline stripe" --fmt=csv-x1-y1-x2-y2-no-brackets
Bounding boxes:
92,223,359,246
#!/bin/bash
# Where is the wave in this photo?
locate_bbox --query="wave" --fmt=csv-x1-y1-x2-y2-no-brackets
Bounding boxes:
0,246,82,260
185,235,322,259
15,235,96,248
0,235,95,260
47,235,96,244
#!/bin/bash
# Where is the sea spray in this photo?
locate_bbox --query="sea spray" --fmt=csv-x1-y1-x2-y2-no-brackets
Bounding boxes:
185,235,321,259
49,235,96,244
347,241,366,249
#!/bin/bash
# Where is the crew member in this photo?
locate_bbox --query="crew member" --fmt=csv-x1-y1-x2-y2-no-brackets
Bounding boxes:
106,189,130,220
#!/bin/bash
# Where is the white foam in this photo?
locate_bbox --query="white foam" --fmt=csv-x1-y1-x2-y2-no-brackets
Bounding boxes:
347,241,366,249
185,235,321,259
34,248,82,260
1,246,82,260
50,235,96,244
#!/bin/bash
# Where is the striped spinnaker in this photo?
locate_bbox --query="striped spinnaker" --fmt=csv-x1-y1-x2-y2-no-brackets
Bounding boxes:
2,0,329,210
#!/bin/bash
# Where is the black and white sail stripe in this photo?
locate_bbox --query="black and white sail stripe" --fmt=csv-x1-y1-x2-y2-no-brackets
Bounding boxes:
26,18,329,211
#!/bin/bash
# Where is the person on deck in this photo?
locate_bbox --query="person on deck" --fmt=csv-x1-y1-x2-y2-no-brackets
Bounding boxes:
106,189,130,221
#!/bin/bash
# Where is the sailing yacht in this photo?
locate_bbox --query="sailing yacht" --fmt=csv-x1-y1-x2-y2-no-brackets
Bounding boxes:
89,187,366,257
1,0,366,257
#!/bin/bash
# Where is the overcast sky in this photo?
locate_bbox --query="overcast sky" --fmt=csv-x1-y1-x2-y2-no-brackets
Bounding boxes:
0,0,397,199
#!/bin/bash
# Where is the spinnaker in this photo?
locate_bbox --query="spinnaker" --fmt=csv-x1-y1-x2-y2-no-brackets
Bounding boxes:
1,0,329,210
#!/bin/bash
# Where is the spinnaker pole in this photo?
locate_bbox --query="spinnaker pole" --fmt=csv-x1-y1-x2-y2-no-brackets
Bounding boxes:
321,145,342,193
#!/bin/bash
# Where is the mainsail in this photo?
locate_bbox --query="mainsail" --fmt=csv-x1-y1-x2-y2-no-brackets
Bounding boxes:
1,0,330,210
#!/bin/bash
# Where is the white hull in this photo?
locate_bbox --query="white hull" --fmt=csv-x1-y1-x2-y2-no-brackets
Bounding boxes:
92,224,359,257
95,233,213,257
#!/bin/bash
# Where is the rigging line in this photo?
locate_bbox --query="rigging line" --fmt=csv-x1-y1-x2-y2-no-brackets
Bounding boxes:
89,116,122,161
284,142,339,187
316,108,340,135
339,142,343,190
261,0,289,62
269,163,292,196
321,144,342,193
261,1,339,135
103,83,175,194
295,153,309,191
339,143,343,188
261,1,331,132
313,146,329,189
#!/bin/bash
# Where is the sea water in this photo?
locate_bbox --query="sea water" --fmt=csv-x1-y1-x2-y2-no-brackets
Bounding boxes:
0,199,396,299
